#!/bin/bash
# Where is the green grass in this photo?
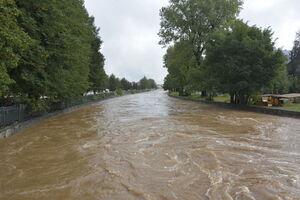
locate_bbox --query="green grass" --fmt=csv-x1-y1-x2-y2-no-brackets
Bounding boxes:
187,94,206,100
214,94,230,103
169,92,180,97
276,104,300,111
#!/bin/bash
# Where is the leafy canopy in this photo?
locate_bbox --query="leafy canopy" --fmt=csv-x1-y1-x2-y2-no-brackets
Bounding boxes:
205,20,285,104
288,31,300,76
159,0,243,64
0,0,31,95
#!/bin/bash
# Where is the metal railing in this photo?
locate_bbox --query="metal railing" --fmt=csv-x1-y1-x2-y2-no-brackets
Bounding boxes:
0,104,27,127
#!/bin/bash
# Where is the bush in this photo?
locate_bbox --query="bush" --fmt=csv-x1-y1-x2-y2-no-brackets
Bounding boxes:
116,88,123,96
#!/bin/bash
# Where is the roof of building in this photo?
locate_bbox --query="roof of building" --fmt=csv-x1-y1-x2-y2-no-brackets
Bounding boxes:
262,93,300,99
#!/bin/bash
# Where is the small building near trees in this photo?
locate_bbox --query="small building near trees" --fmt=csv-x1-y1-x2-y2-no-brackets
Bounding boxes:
258,93,300,107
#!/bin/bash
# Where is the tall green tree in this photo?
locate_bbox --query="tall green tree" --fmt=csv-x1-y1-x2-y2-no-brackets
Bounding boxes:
163,74,179,91
108,74,120,91
148,79,157,89
288,31,300,76
14,0,93,102
120,78,131,91
139,76,149,90
131,82,139,90
163,40,196,95
289,75,300,93
9,0,47,102
205,21,285,104
159,0,242,96
0,0,30,97
139,76,157,89
268,65,290,94
287,31,300,93
88,17,107,93
159,0,242,65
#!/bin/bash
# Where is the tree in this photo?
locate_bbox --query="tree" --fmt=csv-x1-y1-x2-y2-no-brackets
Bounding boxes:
159,0,242,96
131,82,139,90
88,17,107,93
14,0,94,102
108,74,120,91
120,78,131,91
0,0,31,98
138,76,157,89
268,65,290,94
205,21,285,104
288,31,300,76
148,79,157,89
1,0,107,109
163,40,196,95
163,74,179,91
289,76,300,93
139,76,149,90
159,0,242,65
287,31,300,93
8,1,48,102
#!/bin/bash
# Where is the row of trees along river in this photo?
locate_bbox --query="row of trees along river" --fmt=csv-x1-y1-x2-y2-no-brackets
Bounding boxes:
0,0,157,110
161,0,300,105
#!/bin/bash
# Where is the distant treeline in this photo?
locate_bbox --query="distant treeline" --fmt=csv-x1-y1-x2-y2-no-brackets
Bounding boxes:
0,0,156,109
160,0,300,105
108,75,157,92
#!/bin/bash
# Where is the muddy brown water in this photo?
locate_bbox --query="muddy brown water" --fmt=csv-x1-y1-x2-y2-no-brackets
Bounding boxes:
1,90,300,200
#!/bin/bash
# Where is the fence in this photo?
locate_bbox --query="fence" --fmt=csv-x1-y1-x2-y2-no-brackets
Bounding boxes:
0,105,28,127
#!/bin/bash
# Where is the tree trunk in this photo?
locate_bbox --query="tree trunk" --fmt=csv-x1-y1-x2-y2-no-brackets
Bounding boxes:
179,88,184,96
201,90,207,97
230,93,234,104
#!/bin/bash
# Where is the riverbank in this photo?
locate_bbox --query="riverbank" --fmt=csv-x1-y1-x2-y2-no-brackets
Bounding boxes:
0,90,152,139
168,92,300,119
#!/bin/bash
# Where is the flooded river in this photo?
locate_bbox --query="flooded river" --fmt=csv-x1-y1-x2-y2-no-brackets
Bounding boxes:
1,90,300,200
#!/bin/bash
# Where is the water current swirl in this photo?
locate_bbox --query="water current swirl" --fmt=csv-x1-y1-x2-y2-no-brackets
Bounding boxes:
1,90,300,199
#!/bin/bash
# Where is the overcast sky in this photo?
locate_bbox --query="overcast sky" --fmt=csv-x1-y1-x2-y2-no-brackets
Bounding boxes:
84,0,300,84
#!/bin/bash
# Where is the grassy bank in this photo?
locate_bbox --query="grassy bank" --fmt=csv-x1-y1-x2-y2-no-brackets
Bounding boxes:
274,104,300,111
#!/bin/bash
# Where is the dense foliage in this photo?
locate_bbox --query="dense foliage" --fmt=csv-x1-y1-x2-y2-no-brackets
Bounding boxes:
205,21,285,104
108,75,157,92
160,0,243,97
163,40,196,96
286,31,300,92
159,0,242,65
161,0,289,105
0,0,107,107
0,0,31,96
288,31,300,76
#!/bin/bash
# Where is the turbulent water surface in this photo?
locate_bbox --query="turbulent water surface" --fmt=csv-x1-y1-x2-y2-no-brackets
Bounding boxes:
1,90,300,200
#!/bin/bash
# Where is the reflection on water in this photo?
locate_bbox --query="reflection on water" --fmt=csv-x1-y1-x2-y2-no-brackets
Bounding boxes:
1,90,300,200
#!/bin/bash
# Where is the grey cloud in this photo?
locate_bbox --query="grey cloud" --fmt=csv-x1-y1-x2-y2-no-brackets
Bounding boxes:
84,0,168,83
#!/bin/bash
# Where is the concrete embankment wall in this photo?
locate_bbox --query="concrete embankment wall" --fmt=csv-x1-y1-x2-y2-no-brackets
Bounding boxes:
168,94,300,119
0,91,150,139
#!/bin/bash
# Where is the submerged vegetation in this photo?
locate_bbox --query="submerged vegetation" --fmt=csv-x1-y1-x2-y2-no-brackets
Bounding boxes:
160,0,300,105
